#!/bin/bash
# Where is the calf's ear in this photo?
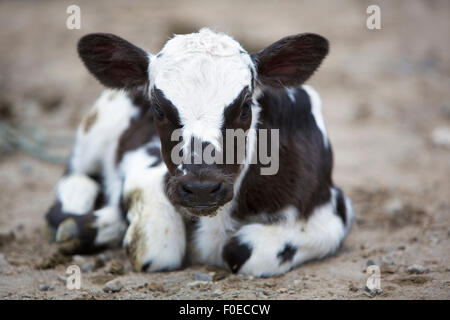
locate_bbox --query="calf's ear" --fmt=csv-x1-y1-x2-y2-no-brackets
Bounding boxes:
78,33,150,89
251,33,329,88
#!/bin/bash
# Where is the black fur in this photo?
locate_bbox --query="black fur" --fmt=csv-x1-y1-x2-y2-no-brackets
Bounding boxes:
335,187,347,224
222,236,252,273
78,33,149,89
252,33,329,88
277,243,297,264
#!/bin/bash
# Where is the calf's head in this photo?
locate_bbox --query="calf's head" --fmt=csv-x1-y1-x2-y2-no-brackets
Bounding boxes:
78,28,328,216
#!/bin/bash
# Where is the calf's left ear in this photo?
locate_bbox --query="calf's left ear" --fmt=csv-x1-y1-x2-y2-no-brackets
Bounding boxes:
251,33,329,88
78,33,150,89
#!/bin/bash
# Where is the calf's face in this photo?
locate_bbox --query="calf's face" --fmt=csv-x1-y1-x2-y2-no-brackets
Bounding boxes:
77,29,328,216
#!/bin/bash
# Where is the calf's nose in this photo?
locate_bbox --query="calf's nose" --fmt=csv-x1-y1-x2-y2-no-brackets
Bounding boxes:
179,180,223,206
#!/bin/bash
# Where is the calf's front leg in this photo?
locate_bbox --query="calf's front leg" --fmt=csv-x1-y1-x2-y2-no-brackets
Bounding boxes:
122,164,186,272
222,188,354,277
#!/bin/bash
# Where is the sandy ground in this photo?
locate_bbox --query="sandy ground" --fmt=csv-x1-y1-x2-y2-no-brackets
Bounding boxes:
0,0,449,300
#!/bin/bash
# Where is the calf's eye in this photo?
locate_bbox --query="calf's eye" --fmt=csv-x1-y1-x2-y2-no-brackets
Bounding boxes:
240,101,251,121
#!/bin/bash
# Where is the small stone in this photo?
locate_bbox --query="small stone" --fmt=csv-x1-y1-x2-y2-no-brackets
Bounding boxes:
146,282,164,292
38,284,53,292
293,279,302,286
211,289,223,297
81,262,95,273
72,255,85,265
407,264,427,274
103,279,123,293
348,284,359,292
211,270,229,281
106,260,125,275
380,256,397,274
431,126,450,148
194,273,213,281
366,259,376,266
187,280,210,288
383,198,404,215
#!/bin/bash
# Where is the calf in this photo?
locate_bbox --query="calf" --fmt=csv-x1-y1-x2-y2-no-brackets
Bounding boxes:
46,28,353,277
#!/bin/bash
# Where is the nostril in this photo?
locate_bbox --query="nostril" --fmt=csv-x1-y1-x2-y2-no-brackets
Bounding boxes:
181,184,193,195
210,182,222,195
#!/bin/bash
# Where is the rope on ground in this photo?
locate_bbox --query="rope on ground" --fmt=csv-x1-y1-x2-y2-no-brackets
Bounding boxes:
0,121,71,164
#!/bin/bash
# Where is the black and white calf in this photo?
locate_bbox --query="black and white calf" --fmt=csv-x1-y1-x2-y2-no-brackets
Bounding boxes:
46,28,353,277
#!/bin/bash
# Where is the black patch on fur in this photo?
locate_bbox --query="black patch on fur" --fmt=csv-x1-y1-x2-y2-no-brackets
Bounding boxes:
147,146,163,167
115,95,158,164
277,243,297,264
222,236,252,273
334,187,347,224
142,261,152,272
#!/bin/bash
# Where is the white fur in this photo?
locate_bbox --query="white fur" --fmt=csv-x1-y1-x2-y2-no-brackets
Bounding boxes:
122,151,186,271
149,28,255,148
57,174,99,215
302,85,329,147
94,206,127,246
191,203,238,267
120,139,161,177
70,90,139,175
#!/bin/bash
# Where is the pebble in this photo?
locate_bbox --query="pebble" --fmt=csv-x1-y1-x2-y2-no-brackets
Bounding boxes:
106,260,125,275
348,284,359,292
407,264,428,274
431,126,450,148
211,289,223,297
72,255,85,265
38,284,53,292
194,273,213,281
81,262,95,273
187,280,210,288
103,279,123,293
146,282,165,292
366,259,376,266
383,198,404,215
380,256,397,273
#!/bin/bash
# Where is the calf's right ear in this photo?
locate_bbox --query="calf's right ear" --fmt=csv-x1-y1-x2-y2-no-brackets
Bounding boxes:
78,33,150,89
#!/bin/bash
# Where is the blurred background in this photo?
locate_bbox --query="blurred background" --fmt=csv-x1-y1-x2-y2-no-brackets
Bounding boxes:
0,0,449,299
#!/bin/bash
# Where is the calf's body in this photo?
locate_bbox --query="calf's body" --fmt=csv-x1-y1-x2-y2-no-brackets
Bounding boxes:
46,29,353,277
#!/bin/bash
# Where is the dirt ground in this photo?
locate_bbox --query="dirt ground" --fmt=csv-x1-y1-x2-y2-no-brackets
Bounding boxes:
0,0,449,300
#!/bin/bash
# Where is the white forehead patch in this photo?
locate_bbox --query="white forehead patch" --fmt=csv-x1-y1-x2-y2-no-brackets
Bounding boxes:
149,28,254,146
